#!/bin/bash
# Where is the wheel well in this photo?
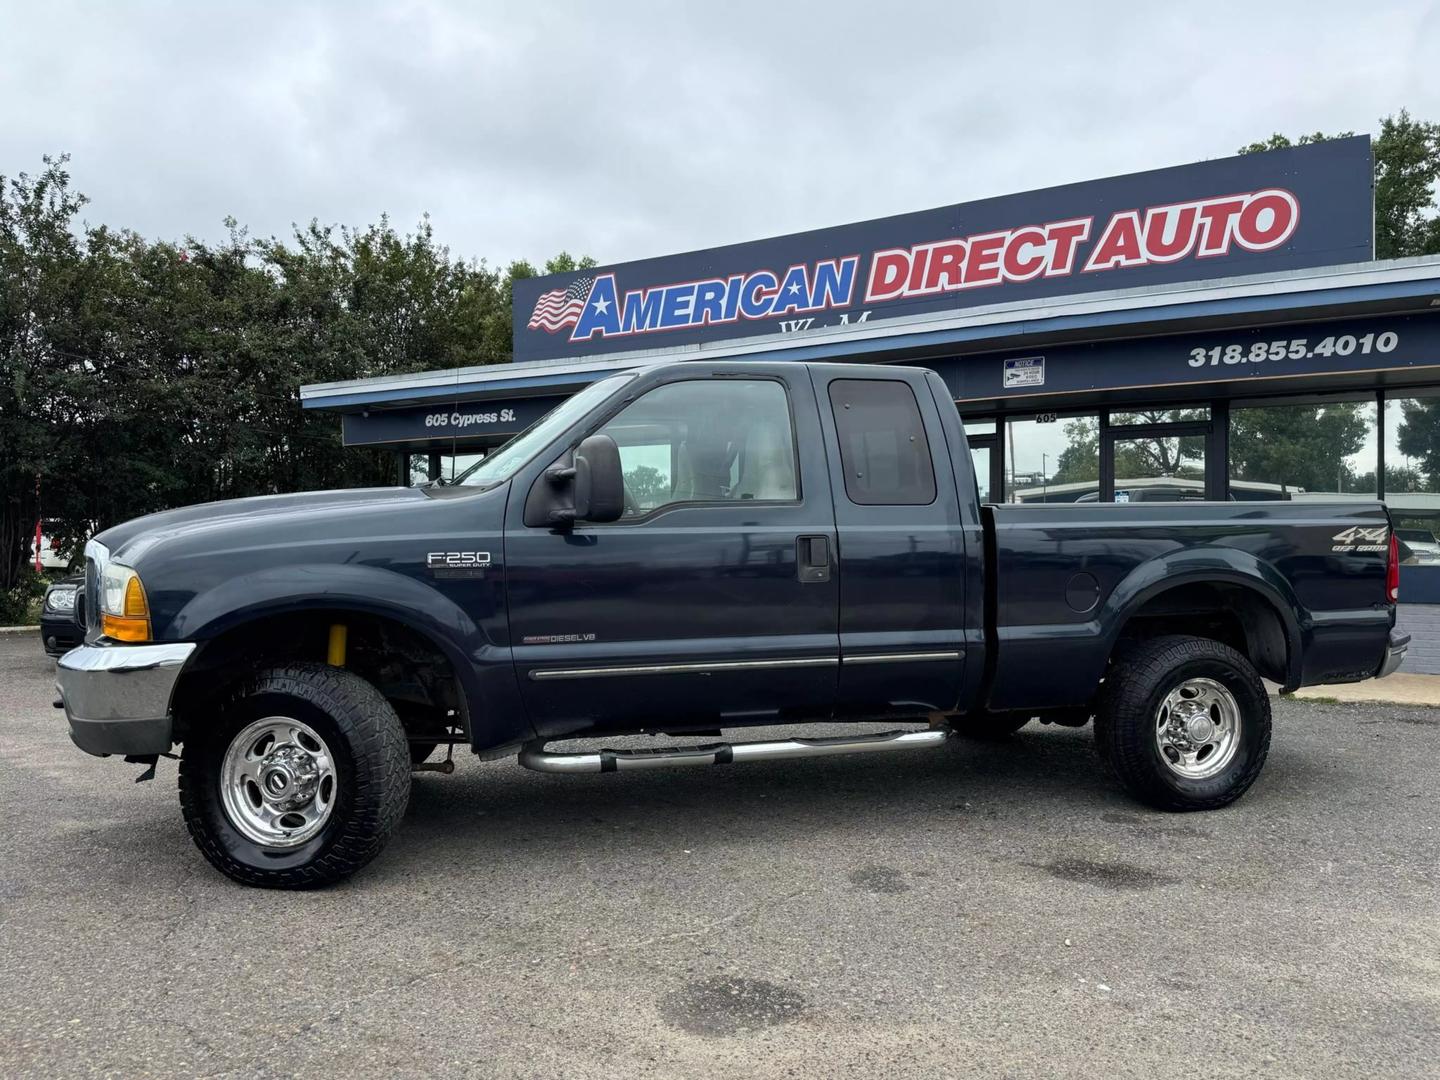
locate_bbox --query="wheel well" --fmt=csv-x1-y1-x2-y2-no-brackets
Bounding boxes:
1114,582,1290,685
171,610,468,746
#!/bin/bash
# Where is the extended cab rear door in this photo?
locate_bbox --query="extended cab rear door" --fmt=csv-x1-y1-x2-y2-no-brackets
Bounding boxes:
813,368,969,714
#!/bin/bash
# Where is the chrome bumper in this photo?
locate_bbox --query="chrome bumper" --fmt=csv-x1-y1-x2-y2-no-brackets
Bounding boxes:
1377,628,1410,680
55,642,196,757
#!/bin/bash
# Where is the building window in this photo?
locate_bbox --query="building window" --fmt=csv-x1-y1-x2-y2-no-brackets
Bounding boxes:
1004,415,1100,502
1229,397,1377,500
1384,393,1440,572
829,379,936,506
599,378,798,515
1109,406,1211,425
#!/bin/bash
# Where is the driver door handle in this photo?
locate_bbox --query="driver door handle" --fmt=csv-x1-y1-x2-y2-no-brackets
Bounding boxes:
797,535,831,583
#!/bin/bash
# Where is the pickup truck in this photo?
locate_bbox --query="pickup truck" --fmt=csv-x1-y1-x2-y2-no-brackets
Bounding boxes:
55,361,1409,888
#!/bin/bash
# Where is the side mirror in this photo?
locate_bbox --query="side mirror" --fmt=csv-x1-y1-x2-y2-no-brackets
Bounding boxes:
571,433,625,524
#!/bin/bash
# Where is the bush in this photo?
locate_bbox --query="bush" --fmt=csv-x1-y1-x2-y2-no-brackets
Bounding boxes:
0,566,48,625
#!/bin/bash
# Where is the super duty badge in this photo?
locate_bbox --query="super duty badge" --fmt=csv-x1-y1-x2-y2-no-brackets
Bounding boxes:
427,551,492,578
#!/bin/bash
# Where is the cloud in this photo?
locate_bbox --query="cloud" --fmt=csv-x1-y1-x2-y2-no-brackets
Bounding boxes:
1,0,1435,267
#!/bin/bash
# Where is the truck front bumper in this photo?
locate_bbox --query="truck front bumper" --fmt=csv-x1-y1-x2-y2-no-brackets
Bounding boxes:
55,641,196,757
1377,628,1411,680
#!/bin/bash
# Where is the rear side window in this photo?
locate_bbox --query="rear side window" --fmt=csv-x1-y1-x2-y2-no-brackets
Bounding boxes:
828,379,937,506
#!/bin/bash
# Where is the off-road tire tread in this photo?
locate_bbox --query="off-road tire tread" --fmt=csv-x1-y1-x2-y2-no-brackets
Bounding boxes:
1095,635,1271,812
178,662,411,888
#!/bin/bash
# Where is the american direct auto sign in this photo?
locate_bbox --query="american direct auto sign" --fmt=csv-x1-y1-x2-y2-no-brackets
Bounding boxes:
513,137,1373,363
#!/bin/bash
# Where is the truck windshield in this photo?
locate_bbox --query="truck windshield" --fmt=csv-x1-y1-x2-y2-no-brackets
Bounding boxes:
447,373,636,488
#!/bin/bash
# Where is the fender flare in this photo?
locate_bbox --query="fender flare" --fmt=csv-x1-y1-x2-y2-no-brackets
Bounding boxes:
1099,547,1307,690
168,563,499,735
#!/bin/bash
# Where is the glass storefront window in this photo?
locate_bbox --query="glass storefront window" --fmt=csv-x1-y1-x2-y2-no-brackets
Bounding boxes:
1230,398,1377,500
1111,432,1206,502
1005,415,1099,503
969,443,992,502
1109,406,1210,425
1384,395,1440,570
410,452,488,485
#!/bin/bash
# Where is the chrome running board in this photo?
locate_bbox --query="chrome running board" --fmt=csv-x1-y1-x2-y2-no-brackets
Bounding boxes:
517,728,951,774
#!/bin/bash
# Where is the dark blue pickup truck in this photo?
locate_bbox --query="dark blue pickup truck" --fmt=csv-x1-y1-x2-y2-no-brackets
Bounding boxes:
55,361,1409,888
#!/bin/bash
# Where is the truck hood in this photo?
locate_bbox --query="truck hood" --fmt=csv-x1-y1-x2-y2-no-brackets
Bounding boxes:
95,487,427,562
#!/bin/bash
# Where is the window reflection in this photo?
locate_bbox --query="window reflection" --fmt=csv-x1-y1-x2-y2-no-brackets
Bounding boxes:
1230,399,1376,499
1385,395,1440,565
1005,415,1099,502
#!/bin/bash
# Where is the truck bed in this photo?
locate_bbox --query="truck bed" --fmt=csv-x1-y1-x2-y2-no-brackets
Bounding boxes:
981,500,1394,712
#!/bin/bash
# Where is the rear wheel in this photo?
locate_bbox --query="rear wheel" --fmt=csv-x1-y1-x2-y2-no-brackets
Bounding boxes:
179,663,411,888
1095,636,1271,811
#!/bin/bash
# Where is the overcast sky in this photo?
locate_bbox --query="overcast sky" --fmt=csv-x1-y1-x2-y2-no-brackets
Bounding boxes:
2,1,1438,270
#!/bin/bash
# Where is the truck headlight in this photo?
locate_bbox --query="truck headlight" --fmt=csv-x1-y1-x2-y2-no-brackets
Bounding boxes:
99,563,151,642
46,587,77,613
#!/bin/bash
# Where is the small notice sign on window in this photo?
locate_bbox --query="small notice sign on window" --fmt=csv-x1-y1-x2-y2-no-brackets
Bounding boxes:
1003,356,1045,388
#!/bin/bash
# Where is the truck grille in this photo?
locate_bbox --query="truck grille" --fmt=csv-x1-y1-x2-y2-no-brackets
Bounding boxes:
82,538,109,640
83,557,97,632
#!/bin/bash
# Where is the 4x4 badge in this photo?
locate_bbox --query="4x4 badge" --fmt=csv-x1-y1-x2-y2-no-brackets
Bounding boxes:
1330,526,1388,553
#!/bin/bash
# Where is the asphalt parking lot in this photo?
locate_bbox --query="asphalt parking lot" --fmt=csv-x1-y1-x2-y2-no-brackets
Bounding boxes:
2,634,1437,1079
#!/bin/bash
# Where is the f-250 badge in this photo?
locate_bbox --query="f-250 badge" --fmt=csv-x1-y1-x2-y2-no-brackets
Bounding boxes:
1330,526,1388,553
426,551,492,578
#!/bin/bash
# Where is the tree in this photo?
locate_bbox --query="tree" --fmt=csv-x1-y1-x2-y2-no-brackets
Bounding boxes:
1242,113,1440,499
1240,110,1440,258
622,464,667,507
1229,403,1368,494
0,156,88,603
1396,398,1440,485
0,152,594,613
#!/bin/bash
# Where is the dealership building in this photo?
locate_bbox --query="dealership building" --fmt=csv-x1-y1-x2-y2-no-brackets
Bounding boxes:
302,136,1440,673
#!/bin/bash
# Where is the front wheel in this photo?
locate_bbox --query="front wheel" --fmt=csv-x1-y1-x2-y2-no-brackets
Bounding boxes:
179,663,411,888
1095,636,1271,811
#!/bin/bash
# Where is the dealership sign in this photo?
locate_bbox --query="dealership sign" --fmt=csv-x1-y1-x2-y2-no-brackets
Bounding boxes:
513,137,1373,363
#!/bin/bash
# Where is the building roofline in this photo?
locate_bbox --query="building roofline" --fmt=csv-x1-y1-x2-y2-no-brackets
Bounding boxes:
301,255,1440,411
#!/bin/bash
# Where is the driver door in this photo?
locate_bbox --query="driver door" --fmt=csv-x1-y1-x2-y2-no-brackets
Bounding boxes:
503,368,840,737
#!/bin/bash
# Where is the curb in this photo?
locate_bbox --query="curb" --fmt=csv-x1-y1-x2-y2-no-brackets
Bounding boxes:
0,625,39,634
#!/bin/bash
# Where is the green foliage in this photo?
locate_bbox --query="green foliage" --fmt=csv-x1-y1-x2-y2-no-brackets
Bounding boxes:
0,564,46,624
1395,398,1440,483
1230,403,1369,494
0,155,591,592
1240,110,1440,258
622,464,667,506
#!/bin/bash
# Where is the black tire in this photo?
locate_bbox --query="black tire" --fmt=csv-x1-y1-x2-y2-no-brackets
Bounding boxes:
1095,635,1271,811
178,663,411,888
954,713,1032,740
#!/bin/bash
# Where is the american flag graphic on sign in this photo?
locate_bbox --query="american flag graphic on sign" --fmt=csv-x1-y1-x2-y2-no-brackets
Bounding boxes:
527,277,594,333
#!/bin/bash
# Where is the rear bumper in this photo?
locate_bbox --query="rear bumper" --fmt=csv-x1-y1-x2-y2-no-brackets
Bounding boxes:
1377,628,1410,680
54,641,196,757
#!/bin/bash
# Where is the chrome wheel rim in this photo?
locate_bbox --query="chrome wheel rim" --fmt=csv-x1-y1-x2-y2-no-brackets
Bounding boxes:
219,716,337,848
1154,677,1241,780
